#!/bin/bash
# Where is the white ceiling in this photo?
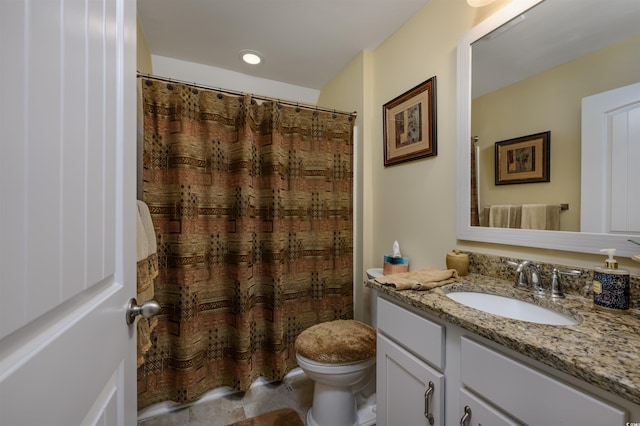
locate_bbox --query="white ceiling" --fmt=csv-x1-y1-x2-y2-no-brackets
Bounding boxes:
137,0,431,90
472,0,640,98
137,0,640,96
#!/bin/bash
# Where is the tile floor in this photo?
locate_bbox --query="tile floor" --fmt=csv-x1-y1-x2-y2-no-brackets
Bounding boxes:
137,369,314,426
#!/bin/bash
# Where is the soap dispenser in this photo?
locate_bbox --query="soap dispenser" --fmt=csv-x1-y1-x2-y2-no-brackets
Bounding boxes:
593,248,630,312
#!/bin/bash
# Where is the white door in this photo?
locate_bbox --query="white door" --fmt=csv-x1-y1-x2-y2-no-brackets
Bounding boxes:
581,82,640,234
0,1,137,425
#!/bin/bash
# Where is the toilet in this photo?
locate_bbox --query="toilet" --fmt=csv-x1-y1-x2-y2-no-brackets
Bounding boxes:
295,319,377,426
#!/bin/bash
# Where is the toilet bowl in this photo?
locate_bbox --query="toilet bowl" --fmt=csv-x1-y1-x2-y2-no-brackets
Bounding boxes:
296,354,375,426
295,320,377,426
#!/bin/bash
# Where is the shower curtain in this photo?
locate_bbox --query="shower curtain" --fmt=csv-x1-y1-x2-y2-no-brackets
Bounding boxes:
137,77,355,409
470,137,480,226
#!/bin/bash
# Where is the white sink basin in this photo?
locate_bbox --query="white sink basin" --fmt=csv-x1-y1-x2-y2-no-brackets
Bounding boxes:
446,291,580,326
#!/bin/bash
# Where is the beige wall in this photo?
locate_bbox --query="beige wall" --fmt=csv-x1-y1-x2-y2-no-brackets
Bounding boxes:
319,0,640,322
137,15,152,74
474,33,640,232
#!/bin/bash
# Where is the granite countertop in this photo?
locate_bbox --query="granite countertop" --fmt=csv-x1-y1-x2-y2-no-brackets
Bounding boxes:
366,273,640,405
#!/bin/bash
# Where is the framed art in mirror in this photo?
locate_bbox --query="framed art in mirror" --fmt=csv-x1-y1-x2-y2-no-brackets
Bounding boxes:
495,131,549,185
383,76,437,166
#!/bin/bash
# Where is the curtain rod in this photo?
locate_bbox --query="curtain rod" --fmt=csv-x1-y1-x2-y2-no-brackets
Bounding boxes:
137,72,357,119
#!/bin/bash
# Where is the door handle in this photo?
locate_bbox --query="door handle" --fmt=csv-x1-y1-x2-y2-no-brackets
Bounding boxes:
126,298,160,326
424,381,435,425
460,405,471,426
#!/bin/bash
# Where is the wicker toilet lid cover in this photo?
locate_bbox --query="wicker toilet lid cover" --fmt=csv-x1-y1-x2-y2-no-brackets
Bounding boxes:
295,320,376,364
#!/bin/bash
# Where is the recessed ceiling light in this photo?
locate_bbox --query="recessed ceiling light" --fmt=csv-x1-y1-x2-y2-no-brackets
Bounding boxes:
240,50,263,65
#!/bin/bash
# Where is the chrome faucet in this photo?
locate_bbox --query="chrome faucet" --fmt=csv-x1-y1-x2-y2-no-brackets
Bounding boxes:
505,260,544,296
516,261,545,296
506,260,582,298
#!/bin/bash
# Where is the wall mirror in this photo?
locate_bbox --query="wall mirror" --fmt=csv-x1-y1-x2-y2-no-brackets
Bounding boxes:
456,0,640,256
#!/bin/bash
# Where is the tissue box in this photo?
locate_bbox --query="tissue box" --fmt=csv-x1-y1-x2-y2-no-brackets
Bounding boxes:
383,255,410,275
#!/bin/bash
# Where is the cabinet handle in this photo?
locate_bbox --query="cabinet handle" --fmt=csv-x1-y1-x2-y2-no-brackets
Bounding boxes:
460,405,471,426
424,381,435,425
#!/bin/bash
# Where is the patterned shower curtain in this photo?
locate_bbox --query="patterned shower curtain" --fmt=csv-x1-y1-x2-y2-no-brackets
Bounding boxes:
137,78,355,409
470,137,480,226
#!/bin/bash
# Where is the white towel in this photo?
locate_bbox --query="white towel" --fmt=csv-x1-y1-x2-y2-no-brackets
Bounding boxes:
481,206,490,227
135,200,159,368
545,204,560,230
489,205,521,228
489,205,509,227
521,204,547,230
136,208,150,262
137,200,157,256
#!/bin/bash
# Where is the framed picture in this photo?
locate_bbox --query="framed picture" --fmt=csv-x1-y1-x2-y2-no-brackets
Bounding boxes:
383,76,437,166
494,131,550,185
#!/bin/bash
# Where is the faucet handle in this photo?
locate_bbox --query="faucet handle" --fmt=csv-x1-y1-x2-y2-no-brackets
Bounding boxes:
529,264,544,296
504,260,529,289
550,268,581,299
550,269,563,298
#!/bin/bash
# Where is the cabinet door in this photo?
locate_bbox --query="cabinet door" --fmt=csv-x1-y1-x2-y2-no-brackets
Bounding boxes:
458,388,521,426
377,333,445,426
461,337,627,425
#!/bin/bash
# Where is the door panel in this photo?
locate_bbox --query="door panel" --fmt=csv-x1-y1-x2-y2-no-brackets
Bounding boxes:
581,82,640,233
0,0,136,424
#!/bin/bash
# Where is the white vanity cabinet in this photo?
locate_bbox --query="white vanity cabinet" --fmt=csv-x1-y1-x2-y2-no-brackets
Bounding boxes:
460,336,626,425
376,294,635,425
376,297,445,425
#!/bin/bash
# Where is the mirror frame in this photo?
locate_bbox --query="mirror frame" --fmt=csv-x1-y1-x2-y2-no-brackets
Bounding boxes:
456,0,638,257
